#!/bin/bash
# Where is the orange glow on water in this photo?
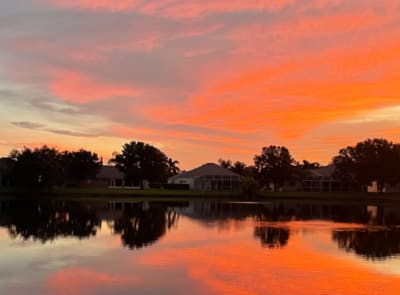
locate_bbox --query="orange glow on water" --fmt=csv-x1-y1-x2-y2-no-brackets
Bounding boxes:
1,205,400,295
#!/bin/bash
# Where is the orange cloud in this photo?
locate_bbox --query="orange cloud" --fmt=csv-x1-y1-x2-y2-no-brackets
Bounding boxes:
111,124,252,150
50,70,141,103
4,0,400,168
139,14,400,139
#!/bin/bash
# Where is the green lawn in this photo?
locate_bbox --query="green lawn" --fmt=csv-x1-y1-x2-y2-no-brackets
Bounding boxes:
1,187,400,203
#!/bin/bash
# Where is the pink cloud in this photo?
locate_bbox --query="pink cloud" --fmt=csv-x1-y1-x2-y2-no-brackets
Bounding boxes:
46,0,140,11
4,0,400,168
47,0,295,18
139,0,295,18
50,70,142,103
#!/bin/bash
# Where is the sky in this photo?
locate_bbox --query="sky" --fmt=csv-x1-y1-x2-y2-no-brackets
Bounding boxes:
1,0,400,169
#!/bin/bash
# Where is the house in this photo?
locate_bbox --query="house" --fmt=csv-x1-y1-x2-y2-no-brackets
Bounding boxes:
169,163,242,191
95,166,125,188
0,158,13,188
301,165,355,192
368,181,400,193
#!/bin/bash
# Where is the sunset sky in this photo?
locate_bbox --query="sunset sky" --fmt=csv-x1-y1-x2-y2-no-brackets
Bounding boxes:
1,0,400,169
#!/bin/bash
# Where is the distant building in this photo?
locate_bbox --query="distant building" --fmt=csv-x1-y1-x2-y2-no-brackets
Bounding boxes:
301,165,354,192
168,163,242,191
368,181,400,193
0,158,13,188
95,166,125,188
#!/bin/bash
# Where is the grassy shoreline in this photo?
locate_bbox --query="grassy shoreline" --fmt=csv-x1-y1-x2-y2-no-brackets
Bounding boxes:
0,188,400,203
1,187,400,203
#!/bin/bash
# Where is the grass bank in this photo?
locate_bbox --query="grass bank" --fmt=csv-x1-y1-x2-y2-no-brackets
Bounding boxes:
1,187,400,204
0,187,243,202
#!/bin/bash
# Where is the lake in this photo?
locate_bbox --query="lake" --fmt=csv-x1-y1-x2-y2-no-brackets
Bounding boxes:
0,199,399,294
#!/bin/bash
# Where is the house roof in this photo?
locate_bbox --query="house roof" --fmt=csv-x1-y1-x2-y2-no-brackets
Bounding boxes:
97,165,124,180
309,165,335,178
171,163,241,180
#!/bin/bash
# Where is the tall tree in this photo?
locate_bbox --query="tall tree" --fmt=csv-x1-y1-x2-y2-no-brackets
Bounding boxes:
254,146,296,191
62,149,102,186
333,138,400,193
9,146,63,189
110,141,169,187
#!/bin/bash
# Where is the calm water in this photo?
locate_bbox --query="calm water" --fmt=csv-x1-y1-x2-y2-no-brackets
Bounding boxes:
0,200,399,295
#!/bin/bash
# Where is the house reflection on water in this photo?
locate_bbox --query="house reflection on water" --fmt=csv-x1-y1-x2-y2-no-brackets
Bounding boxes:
0,200,399,260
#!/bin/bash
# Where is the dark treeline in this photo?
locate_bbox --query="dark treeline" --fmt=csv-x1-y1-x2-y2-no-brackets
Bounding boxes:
1,141,180,191
220,149,325,192
1,138,400,193
219,138,400,192
5,146,102,189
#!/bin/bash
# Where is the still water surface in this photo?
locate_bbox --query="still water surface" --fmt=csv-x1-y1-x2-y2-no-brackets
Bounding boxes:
0,200,399,295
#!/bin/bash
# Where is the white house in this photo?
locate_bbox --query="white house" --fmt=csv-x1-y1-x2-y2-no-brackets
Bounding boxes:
168,163,242,191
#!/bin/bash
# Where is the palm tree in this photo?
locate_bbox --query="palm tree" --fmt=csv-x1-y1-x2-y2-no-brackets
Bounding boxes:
218,158,232,169
167,158,180,177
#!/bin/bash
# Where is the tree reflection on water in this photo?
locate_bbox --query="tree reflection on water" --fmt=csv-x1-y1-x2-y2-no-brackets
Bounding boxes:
0,202,100,242
0,201,179,250
0,200,399,259
113,203,178,250
333,229,400,260
254,227,290,248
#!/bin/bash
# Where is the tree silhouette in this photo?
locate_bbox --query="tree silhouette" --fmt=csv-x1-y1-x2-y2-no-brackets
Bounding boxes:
110,141,169,187
9,146,64,189
333,138,400,192
230,161,247,175
218,158,232,169
254,146,296,191
62,149,102,186
167,158,180,177
218,159,255,177
9,146,104,189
